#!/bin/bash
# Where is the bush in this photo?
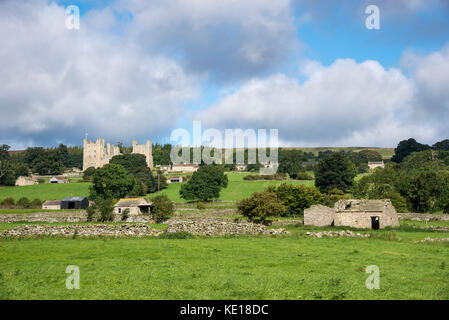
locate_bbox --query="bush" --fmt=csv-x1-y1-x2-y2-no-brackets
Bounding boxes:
98,199,115,222
266,184,325,216
121,208,130,221
323,189,348,207
31,198,42,209
197,201,207,210
86,205,97,222
16,197,32,209
237,191,286,223
243,173,286,181
82,167,96,182
151,195,174,223
295,172,314,180
1,197,15,208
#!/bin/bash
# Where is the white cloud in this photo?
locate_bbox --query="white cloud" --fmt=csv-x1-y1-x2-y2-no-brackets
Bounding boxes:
197,58,440,147
0,0,200,147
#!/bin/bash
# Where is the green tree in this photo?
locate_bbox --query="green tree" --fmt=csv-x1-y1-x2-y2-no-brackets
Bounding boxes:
89,164,136,200
151,194,174,223
180,164,228,201
391,138,431,163
267,183,325,216
237,191,286,223
315,153,357,193
110,154,148,172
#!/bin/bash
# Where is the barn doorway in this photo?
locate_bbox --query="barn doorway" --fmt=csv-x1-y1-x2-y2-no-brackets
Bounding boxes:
68,201,76,209
371,216,380,230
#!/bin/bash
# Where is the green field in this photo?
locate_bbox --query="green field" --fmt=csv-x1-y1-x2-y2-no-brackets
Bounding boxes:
0,183,90,201
0,220,448,299
151,172,315,203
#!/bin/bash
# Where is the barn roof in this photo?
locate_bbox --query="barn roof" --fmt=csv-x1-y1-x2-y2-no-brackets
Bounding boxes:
114,198,151,207
62,197,87,202
335,199,388,212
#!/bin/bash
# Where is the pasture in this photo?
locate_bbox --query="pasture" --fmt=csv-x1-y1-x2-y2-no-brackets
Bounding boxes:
0,219,448,299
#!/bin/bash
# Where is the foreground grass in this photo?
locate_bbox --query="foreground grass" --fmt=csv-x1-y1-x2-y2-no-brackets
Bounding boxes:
1,222,448,299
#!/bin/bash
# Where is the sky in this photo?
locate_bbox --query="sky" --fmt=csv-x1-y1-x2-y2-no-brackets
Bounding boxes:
1,0,449,149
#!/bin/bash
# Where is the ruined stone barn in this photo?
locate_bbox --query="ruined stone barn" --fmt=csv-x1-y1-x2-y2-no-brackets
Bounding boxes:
304,199,399,229
304,205,335,227
113,198,152,216
334,199,398,229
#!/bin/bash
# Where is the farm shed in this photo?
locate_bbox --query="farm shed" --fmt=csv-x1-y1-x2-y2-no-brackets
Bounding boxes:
61,197,89,210
113,198,152,216
42,200,61,210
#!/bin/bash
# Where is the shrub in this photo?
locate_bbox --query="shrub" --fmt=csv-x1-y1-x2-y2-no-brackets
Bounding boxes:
98,199,115,222
323,188,348,207
121,208,130,221
86,205,97,222
151,195,174,223
295,172,314,180
237,191,286,223
389,192,408,213
243,173,286,181
31,198,42,209
16,197,32,209
1,197,15,208
197,201,207,210
266,184,325,216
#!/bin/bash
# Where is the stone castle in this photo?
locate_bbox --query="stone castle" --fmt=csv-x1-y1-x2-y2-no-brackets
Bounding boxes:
83,139,153,171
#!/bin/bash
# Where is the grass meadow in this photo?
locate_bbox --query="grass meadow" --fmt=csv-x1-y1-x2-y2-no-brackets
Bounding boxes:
0,220,448,300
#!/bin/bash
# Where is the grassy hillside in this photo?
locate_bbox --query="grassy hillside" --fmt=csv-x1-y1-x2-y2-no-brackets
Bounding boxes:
151,172,314,203
0,183,90,201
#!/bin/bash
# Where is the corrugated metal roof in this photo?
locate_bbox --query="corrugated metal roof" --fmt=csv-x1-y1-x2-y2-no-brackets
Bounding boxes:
62,197,87,202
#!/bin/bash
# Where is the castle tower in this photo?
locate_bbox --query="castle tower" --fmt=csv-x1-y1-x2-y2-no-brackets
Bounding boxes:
83,138,121,171
132,140,153,170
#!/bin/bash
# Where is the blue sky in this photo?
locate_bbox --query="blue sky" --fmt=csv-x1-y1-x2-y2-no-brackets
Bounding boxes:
1,0,448,148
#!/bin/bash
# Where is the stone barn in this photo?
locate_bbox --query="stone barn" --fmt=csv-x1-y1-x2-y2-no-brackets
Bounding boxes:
113,198,152,216
42,200,61,210
304,205,335,226
61,197,89,210
334,199,398,229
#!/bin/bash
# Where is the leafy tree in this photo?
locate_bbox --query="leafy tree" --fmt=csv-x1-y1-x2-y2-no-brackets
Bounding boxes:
266,183,324,216
98,199,115,222
433,139,449,151
315,153,357,193
110,154,148,172
237,191,286,223
31,149,64,175
152,143,173,165
180,165,228,201
0,144,10,160
151,194,174,223
83,167,97,182
391,138,431,163
278,149,307,178
89,164,136,200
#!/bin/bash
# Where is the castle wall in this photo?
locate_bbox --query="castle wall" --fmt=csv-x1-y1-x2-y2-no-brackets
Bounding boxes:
132,140,153,170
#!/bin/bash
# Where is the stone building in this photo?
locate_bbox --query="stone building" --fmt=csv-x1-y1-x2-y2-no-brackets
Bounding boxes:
304,205,335,227
368,161,385,170
15,176,38,186
42,200,61,210
113,198,152,216
171,163,199,173
304,199,398,229
83,138,153,171
334,199,398,229
132,140,153,170
83,138,121,171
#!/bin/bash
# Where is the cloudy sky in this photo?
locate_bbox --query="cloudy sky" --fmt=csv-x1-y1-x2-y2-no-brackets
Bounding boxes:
1,0,448,149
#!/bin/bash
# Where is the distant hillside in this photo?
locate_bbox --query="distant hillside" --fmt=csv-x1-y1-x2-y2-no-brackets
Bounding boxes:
282,147,394,159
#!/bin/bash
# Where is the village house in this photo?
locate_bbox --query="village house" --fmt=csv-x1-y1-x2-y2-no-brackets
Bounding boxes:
170,163,199,173
167,176,183,183
235,163,248,171
15,176,38,186
50,177,69,184
304,199,398,229
368,160,385,170
113,198,152,216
